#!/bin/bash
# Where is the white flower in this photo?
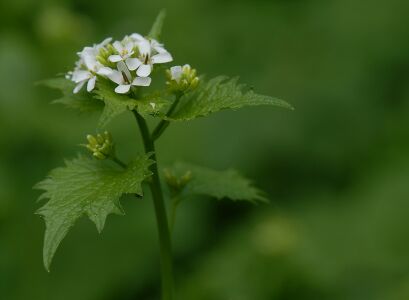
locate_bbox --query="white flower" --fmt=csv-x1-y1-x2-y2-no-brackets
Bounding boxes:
166,64,199,92
104,61,152,94
130,33,166,53
70,38,113,93
93,37,113,50
108,39,140,72
67,33,173,94
71,52,102,93
169,65,185,83
76,37,112,70
127,35,173,77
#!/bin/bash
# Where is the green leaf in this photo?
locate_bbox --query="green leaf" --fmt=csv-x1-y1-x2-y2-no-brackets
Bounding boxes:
93,79,139,128
38,78,104,113
166,76,293,121
94,79,170,127
148,10,166,40
35,154,153,271
165,162,267,203
136,91,171,118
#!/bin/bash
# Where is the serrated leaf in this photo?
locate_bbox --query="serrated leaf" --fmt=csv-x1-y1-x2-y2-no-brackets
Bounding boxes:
35,154,153,271
93,79,140,128
166,162,267,203
38,78,104,113
166,76,293,121
94,79,170,127
137,92,171,118
148,10,166,40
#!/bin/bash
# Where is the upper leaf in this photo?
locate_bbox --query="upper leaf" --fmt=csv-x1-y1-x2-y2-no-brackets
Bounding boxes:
38,78,104,113
148,10,166,40
35,154,153,271
93,79,170,127
93,78,139,128
166,76,293,121
165,162,267,203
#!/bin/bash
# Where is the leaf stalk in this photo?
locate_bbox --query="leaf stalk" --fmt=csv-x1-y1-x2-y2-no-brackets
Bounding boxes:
152,93,182,141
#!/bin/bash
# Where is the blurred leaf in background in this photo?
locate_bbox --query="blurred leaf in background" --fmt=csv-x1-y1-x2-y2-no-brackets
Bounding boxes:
1,0,409,299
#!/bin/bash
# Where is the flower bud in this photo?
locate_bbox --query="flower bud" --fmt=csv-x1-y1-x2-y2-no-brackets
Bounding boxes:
84,131,115,160
96,45,116,68
166,64,199,93
164,169,192,196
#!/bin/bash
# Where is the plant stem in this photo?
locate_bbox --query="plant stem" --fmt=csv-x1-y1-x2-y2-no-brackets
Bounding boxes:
132,110,174,300
152,93,182,141
110,156,127,169
169,195,182,233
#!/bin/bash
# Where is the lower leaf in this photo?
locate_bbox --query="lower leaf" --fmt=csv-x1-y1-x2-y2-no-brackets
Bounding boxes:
164,162,268,203
35,154,153,271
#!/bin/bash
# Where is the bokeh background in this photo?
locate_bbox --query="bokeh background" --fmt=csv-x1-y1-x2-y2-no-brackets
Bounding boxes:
1,0,409,299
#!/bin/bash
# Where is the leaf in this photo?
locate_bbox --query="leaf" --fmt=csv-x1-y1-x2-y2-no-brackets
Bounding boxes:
93,79,139,127
166,76,293,121
166,162,267,203
148,10,166,40
130,89,172,118
38,78,104,113
35,154,153,271
94,79,170,127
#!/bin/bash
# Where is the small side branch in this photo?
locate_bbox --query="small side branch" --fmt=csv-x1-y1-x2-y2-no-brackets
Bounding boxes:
152,93,182,141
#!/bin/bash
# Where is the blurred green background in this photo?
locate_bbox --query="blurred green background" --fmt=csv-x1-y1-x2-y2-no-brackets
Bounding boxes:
1,0,409,299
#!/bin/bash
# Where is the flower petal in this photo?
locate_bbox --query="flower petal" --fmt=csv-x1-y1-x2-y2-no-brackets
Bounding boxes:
154,46,167,54
138,39,151,55
117,61,132,82
113,41,124,53
106,70,124,85
125,41,134,54
99,37,112,47
170,66,183,81
151,39,167,53
109,55,123,62
151,39,163,48
97,67,114,76
131,33,144,42
72,70,91,83
132,77,151,87
81,49,98,70
123,52,133,60
125,58,142,71
73,81,86,94
87,76,96,92
151,52,173,64
136,64,152,77
115,84,131,94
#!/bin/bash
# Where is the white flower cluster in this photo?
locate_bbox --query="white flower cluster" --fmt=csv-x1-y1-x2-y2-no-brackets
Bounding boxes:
67,34,173,94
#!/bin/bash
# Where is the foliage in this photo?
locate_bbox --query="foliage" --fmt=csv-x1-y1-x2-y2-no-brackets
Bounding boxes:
165,162,267,203
148,9,166,40
38,78,103,113
166,76,293,121
93,79,169,127
35,154,153,271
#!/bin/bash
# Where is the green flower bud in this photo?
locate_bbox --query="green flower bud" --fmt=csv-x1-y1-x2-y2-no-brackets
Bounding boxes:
97,44,116,68
106,43,116,54
86,134,98,146
84,131,115,160
164,169,192,196
166,64,200,93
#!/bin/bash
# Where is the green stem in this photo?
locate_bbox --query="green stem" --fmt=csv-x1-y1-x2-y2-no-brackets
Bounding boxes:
132,110,174,300
110,156,127,169
151,93,182,141
169,195,182,233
